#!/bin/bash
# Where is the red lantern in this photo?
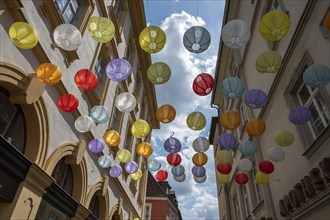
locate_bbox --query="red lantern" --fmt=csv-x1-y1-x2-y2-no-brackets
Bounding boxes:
74,69,98,91
57,94,79,112
259,160,274,174
167,153,182,166
192,73,214,96
217,163,232,174
156,170,168,182
235,173,249,185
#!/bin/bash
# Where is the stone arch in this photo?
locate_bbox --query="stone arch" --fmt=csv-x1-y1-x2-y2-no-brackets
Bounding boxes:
109,199,123,220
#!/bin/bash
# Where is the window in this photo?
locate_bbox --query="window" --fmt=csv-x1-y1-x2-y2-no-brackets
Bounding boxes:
144,203,152,220
114,0,122,20
233,195,241,220
51,158,73,196
124,118,134,150
88,194,100,218
242,186,251,217
54,0,79,24
239,103,248,137
133,70,142,106
251,167,263,204
94,55,106,98
35,199,70,220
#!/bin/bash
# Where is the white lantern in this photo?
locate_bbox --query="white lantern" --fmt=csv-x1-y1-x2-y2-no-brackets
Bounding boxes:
75,115,94,133
115,92,136,113
194,175,207,183
192,137,210,153
237,158,253,172
221,19,251,49
174,173,186,182
267,147,285,162
53,24,82,51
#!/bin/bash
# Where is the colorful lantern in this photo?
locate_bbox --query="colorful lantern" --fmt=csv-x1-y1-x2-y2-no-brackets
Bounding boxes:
221,77,245,99
259,160,274,174
218,133,237,150
192,73,214,96
244,89,268,109
267,147,285,162
216,150,233,164
192,166,206,178
106,58,131,82
186,112,206,130
171,165,185,177
156,170,168,182
192,137,210,153
75,115,94,133
246,119,266,137
194,175,207,183
88,16,115,43
183,26,211,53
237,158,253,172
53,24,82,51
256,50,282,74
130,169,143,181
259,10,291,41
174,173,186,182
239,141,257,156
88,138,106,153
167,153,181,166
274,130,294,146
90,105,110,124
192,153,208,166
235,173,249,185
221,19,250,48
288,106,311,125
156,104,176,123
125,161,139,174
217,172,230,184
116,149,131,163
147,62,171,85
255,172,269,184
164,136,181,153
115,92,136,113
325,12,330,33
220,111,241,130
139,26,166,54
97,155,112,168
217,163,232,175
103,130,121,147
136,142,153,158
110,165,123,178
36,63,62,85
57,94,79,112
303,64,330,88
9,22,38,49
74,69,98,91
147,159,161,172
131,119,150,138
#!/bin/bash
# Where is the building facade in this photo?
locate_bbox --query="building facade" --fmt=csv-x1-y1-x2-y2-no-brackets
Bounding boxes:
0,0,159,219
210,0,330,219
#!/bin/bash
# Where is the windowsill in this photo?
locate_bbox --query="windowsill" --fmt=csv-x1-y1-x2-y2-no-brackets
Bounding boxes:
302,125,330,159
252,200,264,216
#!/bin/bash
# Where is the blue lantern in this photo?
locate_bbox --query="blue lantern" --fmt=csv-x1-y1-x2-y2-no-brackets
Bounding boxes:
244,89,268,109
239,141,257,156
171,165,185,177
98,155,112,168
192,166,206,177
221,77,245,99
164,136,181,153
90,105,110,124
218,133,237,150
288,106,311,125
303,64,330,88
147,159,161,171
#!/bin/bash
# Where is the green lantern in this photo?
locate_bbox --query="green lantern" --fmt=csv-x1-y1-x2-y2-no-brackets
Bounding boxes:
274,130,294,147
256,50,282,74
259,10,291,41
139,26,166,53
88,17,115,43
116,149,131,163
147,62,171,85
186,112,206,131
216,150,233,164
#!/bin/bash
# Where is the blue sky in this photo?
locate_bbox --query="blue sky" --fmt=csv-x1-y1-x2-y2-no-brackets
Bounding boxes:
143,0,225,219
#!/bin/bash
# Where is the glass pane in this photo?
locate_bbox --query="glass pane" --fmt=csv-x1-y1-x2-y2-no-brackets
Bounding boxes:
110,109,119,130
55,0,69,11
0,93,17,134
298,84,311,105
114,0,121,20
5,113,25,152
71,0,79,11
94,56,106,97
35,199,70,220
63,165,73,196
308,104,324,137
51,158,67,189
315,93,330,124
63,6,74,23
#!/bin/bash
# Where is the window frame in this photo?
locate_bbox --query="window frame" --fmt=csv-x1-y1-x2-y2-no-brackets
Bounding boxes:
144,203,152,220
51,158,74,196
88,194,100,218
109,0,128,44
109,85,125,132
251,166,263,205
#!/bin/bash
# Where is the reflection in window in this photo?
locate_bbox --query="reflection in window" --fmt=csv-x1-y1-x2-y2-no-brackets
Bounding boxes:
51,158,73,196
88,194,100,218
114,0,121,20
35,199,70,220
55,0,79,24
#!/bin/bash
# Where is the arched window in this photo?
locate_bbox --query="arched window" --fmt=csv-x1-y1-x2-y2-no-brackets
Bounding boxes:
88,194,100,218
51,158,73,195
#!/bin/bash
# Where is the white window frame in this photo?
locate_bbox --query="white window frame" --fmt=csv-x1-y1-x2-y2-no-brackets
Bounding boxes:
242,186,250,217
252,167,263,204
144,203,152,220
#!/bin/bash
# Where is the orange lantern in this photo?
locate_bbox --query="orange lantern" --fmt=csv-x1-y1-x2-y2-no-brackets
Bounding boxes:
103,130,121,147
156,104,176,123
246,119,266,136
325,12,330,33
136,142,153,158
220,111,241,130
36,63,62,85
192,152,208,166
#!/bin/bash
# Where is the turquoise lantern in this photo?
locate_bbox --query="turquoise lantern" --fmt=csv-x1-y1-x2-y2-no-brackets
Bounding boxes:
171,165,185,177
90,105,110,124
303,64,330,88
239,140,257,156
221,77,245,99
147,159,161,172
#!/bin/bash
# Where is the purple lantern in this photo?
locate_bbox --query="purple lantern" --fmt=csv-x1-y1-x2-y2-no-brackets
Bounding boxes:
164,136,181,153
289,106,311,125
106,58,131,82
244,89,267,109
109,165,123,178
88,138,106,153
192,166,206,177
125,161,138,174
218,133,237,150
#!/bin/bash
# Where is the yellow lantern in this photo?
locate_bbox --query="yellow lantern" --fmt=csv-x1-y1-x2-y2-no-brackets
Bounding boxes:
216,150,233,164
255,172,269,184
136,142,153,158
192,152,208,166
259,10,291,41
131,119,150,138
256,50,282,74
139,26,166,53
36,63,62,85
220,111,241,130
246,119,266,137
186,112,206,131
147,62,171,84
274,130,294,147
9,22,38,49
88,16,115,43
156,104,176,123
216,172,230,184
116,149,131,163
103,130,121,147
130,169,143,181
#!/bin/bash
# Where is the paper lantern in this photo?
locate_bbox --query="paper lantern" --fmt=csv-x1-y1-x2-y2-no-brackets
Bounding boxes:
237,158,253,172
192,153,208,166
221,19,251,48
192,166,206,178
186,112,206,130
125,161,139,174
267,147,285,162
156,104,176,123
167,153,181,166
163,136,181,153
57,94,79,112
110,165,122,178
246,119,266,137
174,173,186,182
259,160,274,174
116,149,131,163
255,172,269,184
115,92,136,113
171,165,185,177
103,130,121,147
289,106,311,125
183,26,211,53
217,172,230,184
221,77,245,99
88,16,115,43
74,69,98,91
217,163,232,175
136,142,153,158
131,119,150,138
220,111,241,130
244,89,268,109
130,169,143,181
147,159,161,172
9,22,38,49
98,155,112,168
88,138,106,153
90,105,110,124
216,150,233,164
147,62,171,85
156,170,168,182
192,73,214,96
194,175,207,183
53,24,82,51
218,133,237,150
139,26,166,53
106,58,131,82
274,130,294,147
192,137,210,152
303,64,330,88
75,115,94,133
36,63,62,85
239,141,257,156
256,51,282,74
235,173,249,185
259,10,291,41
